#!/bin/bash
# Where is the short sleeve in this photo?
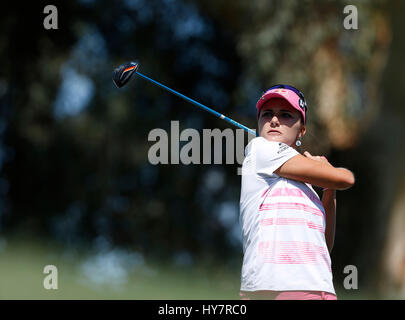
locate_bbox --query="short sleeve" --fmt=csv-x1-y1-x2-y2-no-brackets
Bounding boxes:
249,137,299,176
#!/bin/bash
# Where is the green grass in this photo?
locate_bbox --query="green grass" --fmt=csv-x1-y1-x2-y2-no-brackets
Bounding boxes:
1,237,394,300
0,238,241,300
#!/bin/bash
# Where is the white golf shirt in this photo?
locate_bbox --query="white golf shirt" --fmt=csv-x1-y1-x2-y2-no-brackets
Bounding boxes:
239,137,335,294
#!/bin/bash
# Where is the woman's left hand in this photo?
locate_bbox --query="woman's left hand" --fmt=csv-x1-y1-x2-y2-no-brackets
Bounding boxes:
303,151,332,166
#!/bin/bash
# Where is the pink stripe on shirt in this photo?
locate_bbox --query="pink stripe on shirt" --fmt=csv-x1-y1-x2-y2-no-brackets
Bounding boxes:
268,187,323,207
258,241,329,265
260,217,324,233
259,202,324,217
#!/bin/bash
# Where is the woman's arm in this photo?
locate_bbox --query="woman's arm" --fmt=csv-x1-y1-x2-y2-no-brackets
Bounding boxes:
277,151,342,252
274,152,355,190
322,189,336,253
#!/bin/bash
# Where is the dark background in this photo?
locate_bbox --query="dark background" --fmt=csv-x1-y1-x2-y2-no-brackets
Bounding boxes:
0,0,404,299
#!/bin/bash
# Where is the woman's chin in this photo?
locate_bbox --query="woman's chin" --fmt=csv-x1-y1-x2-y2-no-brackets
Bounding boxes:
261,134,295,147
263,134,283,143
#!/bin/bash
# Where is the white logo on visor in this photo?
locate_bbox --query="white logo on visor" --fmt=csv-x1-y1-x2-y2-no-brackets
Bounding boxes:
299,99,306,110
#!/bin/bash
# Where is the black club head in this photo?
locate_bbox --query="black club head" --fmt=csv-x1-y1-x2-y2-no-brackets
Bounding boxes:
113,61,139,88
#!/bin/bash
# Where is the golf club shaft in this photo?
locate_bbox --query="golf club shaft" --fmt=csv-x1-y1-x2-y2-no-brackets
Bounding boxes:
135,71,257,136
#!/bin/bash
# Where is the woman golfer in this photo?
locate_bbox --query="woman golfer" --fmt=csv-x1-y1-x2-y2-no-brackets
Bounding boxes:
239,85,355,300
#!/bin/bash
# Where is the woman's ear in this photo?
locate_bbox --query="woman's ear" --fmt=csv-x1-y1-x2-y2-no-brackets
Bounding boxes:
299,125,306,139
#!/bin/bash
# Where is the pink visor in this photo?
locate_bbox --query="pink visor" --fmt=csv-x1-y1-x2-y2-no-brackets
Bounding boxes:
256,87,306,124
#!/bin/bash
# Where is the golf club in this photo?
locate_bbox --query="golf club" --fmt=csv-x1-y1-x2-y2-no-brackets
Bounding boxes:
113,61,257,136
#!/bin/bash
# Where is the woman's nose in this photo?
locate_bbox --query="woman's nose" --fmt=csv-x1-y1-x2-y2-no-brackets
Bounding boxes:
270,115,280,126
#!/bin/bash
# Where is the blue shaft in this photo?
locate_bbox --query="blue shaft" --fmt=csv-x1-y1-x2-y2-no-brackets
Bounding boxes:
135,71,257,136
